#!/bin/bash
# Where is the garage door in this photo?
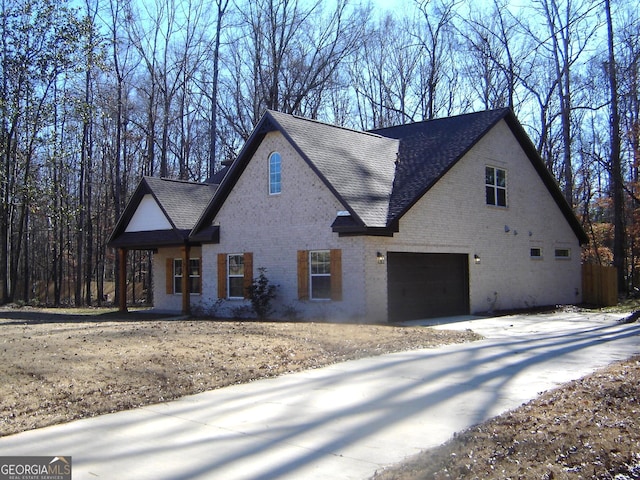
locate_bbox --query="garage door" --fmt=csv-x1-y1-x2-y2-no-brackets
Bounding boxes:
387,252,470,322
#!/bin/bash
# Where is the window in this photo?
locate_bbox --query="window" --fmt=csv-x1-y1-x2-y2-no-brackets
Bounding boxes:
486,166,507,207
172,258,201,294
310,250,331,299
555,248,571,259
530,247,543,259
269,152,281,195
227,254,245,298
217,252,253,299
297,249,342,301
188,259,201,293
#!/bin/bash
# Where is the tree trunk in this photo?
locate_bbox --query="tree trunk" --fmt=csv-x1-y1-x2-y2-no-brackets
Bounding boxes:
605,0,624,293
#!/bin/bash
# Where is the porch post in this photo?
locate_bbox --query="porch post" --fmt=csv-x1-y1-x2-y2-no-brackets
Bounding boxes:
118,248,128,313
181,245,191,315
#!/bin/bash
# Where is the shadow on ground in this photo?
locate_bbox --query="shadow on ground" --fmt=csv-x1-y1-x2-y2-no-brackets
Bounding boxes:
0,308,178,324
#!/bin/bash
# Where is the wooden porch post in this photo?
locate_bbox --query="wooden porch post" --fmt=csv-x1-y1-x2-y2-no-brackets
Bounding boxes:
118,248,128,313
181,245,191,315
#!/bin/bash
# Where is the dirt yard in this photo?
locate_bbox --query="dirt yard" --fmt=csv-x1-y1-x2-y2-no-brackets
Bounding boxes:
0,307,480,437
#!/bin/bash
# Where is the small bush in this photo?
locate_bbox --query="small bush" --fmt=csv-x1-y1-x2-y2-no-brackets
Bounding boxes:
246,267,278,320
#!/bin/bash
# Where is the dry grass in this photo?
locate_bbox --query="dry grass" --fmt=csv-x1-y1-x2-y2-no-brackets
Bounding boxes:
0,307,481,437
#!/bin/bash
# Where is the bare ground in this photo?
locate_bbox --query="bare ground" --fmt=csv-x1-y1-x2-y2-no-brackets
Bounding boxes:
0,307,480,437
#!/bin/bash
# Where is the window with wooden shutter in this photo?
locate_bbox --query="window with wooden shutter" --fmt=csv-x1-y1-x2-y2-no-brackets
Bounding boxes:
217,253,227,299
297,250,309,300
330,249,342,301
243,252,253,299
219,252,253,299
298,249,342,301
166,258,174,294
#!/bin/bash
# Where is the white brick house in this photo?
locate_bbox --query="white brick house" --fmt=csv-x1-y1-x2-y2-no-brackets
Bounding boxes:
109,108,587,323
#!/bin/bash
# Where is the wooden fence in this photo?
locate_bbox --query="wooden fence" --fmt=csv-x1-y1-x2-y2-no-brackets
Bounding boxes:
582,264,618,307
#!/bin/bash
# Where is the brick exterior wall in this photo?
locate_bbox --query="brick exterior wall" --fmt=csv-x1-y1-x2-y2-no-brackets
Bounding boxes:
199,131,366,321
364,119,582,320
154,119,582,322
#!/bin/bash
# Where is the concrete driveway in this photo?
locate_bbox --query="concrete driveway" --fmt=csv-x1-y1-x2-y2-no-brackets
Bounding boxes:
0,310,638,480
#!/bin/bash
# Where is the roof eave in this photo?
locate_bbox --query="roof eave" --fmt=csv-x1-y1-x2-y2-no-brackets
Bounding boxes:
331,216,398,237
108,176,190,249
107,229,190,250
107,177,152,245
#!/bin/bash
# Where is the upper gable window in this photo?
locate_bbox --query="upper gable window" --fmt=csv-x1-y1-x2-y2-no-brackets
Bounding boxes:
486,166,507,207
269,152,281,195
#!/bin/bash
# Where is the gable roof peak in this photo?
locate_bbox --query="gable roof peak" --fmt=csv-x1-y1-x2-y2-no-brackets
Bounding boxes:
266,110,387,140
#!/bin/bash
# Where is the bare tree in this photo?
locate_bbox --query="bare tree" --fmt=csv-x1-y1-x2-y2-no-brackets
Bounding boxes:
0,0,81,303
527,0,601,206
208,0,230,180
604,0,624,291
414,0,460,120
220,0,367,137
460,0,530,110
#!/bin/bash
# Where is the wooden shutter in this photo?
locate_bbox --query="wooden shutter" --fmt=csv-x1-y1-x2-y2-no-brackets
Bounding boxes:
330,249,342,301
243,252,253,299
166,258,174,294
297,250,309,300
217,253,227,299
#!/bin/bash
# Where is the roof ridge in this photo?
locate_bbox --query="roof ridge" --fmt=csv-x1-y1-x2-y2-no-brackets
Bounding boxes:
268,110,386,139
370,107,511,133
144,176,210,186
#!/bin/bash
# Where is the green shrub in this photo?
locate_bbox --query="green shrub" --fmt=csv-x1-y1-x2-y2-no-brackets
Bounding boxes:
246,267,278,320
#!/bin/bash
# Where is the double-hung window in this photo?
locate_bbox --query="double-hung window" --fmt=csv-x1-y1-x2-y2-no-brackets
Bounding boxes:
172,258,201,294
486,166,507,207
297,249,342,301
310,250,331,300
227,254,245,298
269,152,281,195
217,252,253,300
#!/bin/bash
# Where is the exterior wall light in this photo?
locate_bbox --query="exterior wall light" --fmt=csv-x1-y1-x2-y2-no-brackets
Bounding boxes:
474,254,481,265
376,251,386,264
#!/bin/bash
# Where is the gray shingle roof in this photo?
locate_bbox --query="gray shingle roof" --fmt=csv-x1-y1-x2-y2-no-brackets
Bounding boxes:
112,108,586,248
108,177,219,249
143,177,218,230
370,108,511,223
268,111,399,228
